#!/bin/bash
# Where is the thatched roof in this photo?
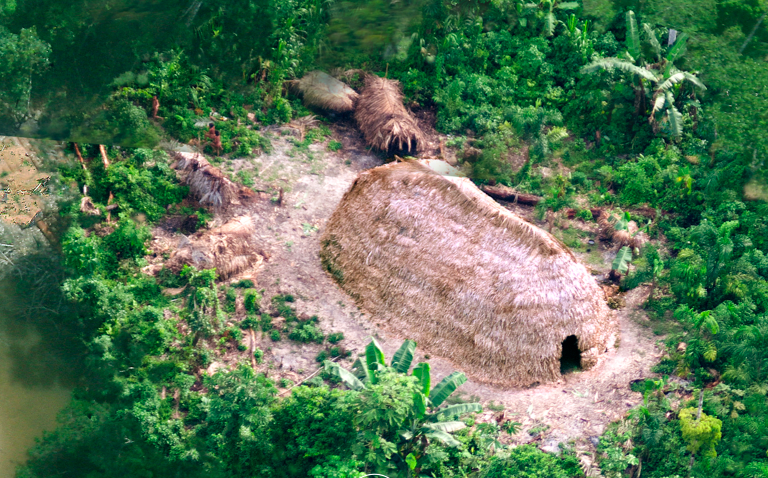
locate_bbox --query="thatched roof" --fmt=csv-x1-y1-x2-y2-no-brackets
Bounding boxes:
354,75,425,154
173,152,256,209
292,71,359,113
166,216,264,280
320,161,616,387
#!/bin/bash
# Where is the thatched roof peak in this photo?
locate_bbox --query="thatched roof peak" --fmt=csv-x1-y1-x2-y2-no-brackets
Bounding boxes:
321,162,616,387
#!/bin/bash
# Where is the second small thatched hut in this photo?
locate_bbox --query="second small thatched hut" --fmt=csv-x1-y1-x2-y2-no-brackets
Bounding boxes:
320,161,616,387
354,75,424,154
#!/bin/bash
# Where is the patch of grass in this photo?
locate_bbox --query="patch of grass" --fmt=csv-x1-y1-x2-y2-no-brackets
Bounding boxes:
327,140,343,152
232,279,255,288
327,332,344,344
236,169,255,187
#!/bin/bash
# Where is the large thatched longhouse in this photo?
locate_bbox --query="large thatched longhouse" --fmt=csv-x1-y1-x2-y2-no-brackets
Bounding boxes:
320,161,616,387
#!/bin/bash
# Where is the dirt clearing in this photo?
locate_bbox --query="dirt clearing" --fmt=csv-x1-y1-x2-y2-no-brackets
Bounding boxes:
149,122,665,453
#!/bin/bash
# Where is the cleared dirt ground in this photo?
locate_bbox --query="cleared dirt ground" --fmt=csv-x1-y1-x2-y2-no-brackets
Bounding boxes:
144,119,666,456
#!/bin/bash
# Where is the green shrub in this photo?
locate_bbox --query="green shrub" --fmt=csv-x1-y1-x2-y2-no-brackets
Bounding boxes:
289,319,324,344
577,209,594,221
260,314,273,332
254,348,264,364
270,330,281,341
479,445,582,478
327,332,344,344
244,289,262,313
232,279,255,288
327,140,343,152
316,350,329,362
223,286,237,313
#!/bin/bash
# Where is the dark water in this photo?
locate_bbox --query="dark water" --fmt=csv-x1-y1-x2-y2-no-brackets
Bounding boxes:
0,256,81,475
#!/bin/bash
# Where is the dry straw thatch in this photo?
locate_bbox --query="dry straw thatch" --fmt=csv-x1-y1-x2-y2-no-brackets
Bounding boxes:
167,215,263,280
173,152,255,208
291,71,359,113
355,75,425,154
321,161,616,387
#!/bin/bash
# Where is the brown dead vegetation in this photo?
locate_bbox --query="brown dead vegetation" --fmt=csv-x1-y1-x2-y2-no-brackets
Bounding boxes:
166,215,265,280
290,71,359,113
173,152,256,209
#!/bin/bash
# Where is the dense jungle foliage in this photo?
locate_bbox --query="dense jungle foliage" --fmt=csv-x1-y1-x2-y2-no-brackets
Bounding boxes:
2,0,768,476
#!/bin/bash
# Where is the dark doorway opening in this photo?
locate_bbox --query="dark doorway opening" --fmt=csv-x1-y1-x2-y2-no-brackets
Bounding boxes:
560,335,582,374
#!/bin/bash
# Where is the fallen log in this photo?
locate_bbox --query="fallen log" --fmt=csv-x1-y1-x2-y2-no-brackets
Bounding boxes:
480,184,542,205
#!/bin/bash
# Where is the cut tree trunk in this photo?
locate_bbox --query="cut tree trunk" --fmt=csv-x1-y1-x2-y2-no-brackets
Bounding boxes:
98,144,110,168
480,184,542,205
73,143,87,171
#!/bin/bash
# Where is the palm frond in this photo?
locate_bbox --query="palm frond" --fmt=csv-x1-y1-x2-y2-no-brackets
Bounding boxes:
643,23,662,60
656,72,687,93
581,58,657,81
666,32,689,63
683,72,707,90
626,11,640,60
666,101,683,138
544,11,556,36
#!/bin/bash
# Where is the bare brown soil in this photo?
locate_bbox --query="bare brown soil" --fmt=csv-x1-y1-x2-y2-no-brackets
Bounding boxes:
0,137,52,225
142,121,665,455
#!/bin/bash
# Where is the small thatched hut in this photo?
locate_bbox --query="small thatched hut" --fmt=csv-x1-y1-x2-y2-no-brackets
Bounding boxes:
292,71,359,113
173,152,255,209
167,215,264,280
355,75,425,154
320,161,616,387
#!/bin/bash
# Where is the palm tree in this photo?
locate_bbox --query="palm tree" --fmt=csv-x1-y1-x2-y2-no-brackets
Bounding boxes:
581,11,706,138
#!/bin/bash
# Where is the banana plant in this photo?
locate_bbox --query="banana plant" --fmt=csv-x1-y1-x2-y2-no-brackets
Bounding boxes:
581,10,706,138
518,0,579,36
612,245,634,275
325,339,482,475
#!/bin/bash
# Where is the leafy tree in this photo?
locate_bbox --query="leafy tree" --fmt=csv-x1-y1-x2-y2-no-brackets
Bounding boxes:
326,339,482,477
679,406,723,459
0,25,50,130
180,266,223,341
581,11,706,138
270,386,359,477
200,364,277,477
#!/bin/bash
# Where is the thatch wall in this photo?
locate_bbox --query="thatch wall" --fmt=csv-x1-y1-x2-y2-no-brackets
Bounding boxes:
292,71,359,113
173,152,255,208
354,75,424,154
320,161,616,387
167,216,263,280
